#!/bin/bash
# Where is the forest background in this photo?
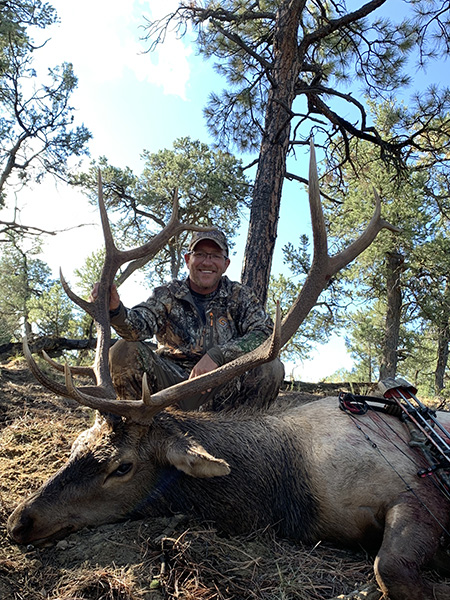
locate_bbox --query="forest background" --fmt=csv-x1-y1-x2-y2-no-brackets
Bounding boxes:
1,0,449,396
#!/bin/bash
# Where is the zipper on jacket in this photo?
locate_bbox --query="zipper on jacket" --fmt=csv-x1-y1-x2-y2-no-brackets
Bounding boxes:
208,311,214,348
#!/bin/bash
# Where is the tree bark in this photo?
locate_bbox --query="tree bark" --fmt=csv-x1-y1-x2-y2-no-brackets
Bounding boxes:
241,0,304,305
434,282,450,394
379,252,404,380
435,324,450,394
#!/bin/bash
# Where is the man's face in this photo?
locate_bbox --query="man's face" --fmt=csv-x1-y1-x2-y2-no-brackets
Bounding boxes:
185,240,230,294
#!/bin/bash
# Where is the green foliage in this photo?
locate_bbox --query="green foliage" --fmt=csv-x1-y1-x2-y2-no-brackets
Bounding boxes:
0,232,51,341
328,318,440,397
145,1,450,168
73,248,106,299
74,137,251,284
267,273,339,362
0,230,82,343
199,0,416,152
319,101,450,388
281,235,311,275
343,307,384,383
0,1,57,66
0,0,91,209
0,1,90,342
28,281,79,337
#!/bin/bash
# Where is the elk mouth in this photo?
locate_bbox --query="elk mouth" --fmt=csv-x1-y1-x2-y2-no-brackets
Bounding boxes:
28,525,77,548
8,513,77,547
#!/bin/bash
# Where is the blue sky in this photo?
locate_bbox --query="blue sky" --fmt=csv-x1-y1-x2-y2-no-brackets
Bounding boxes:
7,0,436,380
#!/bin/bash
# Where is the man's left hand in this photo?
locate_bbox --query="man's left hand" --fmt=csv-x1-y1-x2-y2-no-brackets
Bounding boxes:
189,354,219,380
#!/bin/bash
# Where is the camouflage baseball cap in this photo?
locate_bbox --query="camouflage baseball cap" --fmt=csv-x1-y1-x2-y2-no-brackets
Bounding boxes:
188,229,229,255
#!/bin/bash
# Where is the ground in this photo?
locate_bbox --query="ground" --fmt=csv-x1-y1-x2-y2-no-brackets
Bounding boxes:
0,361,405,600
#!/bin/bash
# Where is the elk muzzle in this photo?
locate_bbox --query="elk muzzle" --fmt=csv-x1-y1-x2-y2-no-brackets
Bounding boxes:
7,499,75,546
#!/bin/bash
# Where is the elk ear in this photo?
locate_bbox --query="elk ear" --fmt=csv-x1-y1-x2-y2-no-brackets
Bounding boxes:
166,438,230,478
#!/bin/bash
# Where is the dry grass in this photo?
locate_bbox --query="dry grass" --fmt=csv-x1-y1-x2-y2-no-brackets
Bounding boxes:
152,527,375,600
0,362,383,600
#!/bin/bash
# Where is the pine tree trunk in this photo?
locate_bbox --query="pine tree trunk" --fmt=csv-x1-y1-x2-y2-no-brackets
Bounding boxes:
241,0,303,305
435,282,450,394
367,343,373,383
435,324,450,394
379,252,404,380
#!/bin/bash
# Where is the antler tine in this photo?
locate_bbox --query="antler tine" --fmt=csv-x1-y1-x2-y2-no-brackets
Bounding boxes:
21,172,124,403
23,336,72,398
98,178,213,273
308,137,328,258
55,172,118,324
21,172,128,403
115,188,180,287
59,268,93,315
278,138,399,347
97,168,117,255
41,350,96,382
63,363,153,421
115,188,213,267
328,187,400,273
22,337,115,400
167,187,179,226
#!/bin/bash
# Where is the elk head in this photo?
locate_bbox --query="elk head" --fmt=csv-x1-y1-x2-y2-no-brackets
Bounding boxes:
7,140,398,546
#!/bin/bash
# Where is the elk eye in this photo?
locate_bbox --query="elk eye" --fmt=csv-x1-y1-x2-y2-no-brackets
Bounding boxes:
111,462,133,477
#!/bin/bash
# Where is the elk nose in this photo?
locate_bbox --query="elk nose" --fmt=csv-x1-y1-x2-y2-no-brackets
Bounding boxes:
7,509,35,544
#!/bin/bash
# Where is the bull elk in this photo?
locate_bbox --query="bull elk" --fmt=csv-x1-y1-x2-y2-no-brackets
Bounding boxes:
7,142,450,600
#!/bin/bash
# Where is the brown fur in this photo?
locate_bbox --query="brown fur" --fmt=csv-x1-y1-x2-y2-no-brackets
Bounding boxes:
7,397,450,600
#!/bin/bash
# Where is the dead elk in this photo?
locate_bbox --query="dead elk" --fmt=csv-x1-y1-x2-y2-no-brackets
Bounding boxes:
8,143,449,600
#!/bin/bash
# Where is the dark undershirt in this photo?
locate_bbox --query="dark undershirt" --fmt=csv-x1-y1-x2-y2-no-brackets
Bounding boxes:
189,286,217,325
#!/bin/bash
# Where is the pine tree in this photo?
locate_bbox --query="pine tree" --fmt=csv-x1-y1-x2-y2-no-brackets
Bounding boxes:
144,1,450,303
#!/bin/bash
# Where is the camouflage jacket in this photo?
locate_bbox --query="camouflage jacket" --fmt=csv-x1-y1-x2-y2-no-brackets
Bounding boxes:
110,276,273,371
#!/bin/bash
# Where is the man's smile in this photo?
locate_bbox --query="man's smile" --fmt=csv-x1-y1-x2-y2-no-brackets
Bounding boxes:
185,240,230,294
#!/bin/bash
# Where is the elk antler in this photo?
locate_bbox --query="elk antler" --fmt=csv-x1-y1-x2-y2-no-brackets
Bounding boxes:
278,138,399,347
23,172,213,402
23,141,397,423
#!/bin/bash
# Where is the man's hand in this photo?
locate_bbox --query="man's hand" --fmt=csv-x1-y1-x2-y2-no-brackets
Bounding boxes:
189,354,219,380
90,282,121,311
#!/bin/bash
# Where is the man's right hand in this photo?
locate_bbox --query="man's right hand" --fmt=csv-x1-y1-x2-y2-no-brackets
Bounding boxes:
90,282,121,311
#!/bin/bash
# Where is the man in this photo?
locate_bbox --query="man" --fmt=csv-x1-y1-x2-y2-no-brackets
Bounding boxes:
97,228,284,411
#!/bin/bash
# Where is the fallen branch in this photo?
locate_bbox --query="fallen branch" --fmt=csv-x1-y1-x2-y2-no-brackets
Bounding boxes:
0,336,98,359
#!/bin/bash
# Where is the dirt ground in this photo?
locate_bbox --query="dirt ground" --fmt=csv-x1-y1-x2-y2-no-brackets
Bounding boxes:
0,361,427,600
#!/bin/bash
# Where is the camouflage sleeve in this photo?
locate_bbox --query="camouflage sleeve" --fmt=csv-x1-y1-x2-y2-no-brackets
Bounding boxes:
110,286,171,341
216,284,274,364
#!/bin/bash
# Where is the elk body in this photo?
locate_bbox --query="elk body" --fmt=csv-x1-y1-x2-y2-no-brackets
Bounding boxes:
7,142,450,600
8,394,450,600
